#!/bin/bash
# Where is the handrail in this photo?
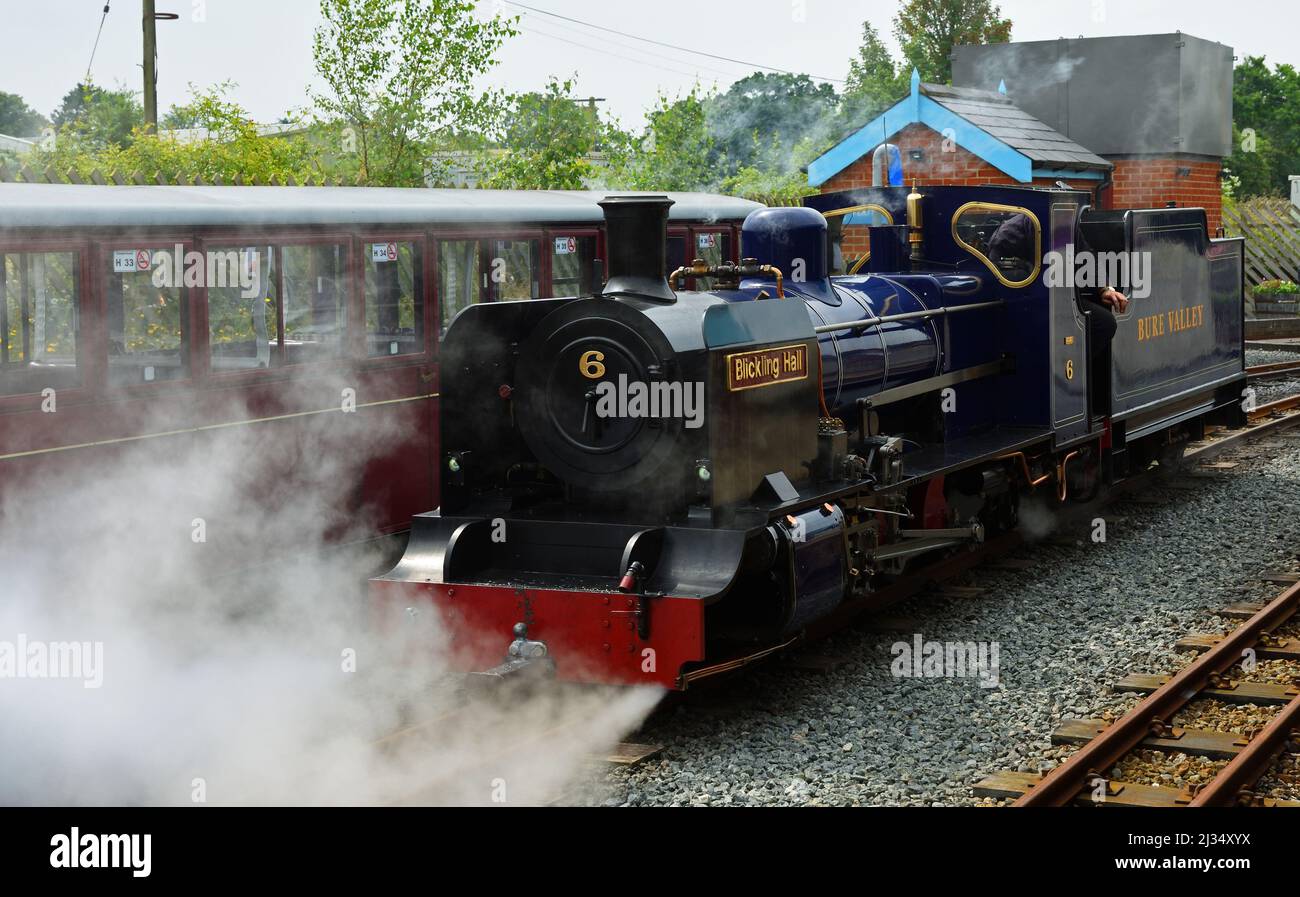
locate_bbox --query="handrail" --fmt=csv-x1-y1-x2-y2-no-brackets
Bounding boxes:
812,299,1004,335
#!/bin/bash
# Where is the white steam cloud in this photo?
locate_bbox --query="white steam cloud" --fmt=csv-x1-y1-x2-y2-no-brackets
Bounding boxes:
0,375,660,805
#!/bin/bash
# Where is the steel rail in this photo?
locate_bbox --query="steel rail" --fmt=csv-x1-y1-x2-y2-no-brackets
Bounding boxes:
1013,580,1300,806
1248,393,1300,421
1189,691,1300,806
1246,359,1300,380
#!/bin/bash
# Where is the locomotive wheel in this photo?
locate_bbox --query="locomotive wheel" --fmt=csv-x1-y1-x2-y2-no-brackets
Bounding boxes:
1156,440,1187,476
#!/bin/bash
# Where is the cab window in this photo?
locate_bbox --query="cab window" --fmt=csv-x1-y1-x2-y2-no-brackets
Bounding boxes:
953,203,1042,288
823,205,892,275
1,250,80,395
106,246,188,385
364,240,424,357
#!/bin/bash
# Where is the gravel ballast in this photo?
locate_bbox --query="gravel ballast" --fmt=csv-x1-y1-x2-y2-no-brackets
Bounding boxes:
577,353,1300,806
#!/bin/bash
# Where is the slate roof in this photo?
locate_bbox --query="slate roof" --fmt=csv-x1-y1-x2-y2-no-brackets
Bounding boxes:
919,83,1111,171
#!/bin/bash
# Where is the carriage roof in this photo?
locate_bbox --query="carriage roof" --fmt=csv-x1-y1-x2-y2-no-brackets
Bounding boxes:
0,184,763,230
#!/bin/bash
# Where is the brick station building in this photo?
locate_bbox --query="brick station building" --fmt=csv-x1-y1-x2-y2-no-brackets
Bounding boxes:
808,74,1112,257
810,33,1232,238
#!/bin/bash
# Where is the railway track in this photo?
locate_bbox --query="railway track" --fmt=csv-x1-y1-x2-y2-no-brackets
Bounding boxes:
974,576,1300,807
1246,358,1300,381
962,389,1300,807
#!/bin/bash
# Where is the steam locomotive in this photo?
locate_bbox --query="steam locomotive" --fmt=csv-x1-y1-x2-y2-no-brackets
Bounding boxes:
372,184,1246,689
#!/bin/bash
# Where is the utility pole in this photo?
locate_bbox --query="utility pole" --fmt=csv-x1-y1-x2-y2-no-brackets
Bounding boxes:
142,0,157,130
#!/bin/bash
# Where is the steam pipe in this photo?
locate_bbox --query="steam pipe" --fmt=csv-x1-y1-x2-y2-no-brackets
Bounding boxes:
669,261,784,298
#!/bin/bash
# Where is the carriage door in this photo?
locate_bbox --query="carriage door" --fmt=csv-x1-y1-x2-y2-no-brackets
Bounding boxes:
1051,201,1089,444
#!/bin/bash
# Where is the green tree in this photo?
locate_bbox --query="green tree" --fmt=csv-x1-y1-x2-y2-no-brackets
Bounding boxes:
720,135,821,204
50,83,143,149
893,0,1011,84
29,83,325,184
0,91,45,138
704,73,840,180
311,0,518,187
845,22,903,113
608,87,716,192
1224,124,1282,199
1227,56,1300,198
477,77,608,190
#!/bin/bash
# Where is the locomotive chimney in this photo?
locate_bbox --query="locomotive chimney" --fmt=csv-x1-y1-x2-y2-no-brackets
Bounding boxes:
598,195,676,303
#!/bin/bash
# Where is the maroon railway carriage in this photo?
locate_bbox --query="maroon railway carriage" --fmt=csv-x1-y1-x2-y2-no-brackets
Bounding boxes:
0,184,761,562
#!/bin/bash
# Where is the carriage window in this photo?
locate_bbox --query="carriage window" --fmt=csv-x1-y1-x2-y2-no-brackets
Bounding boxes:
106,247,188,385
489,239,538,300
364,241,424,357
438,240,481,339
952,203,1042,288
691,231,731,290
1,251,79,396
208,245,278,371
282,243,347,364
550,235,596,297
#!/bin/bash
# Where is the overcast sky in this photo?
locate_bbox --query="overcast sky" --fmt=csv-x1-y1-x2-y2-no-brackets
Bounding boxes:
3,0,1296,131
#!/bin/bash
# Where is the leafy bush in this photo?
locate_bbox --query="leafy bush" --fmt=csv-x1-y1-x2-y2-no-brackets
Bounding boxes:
1254,280,1300,297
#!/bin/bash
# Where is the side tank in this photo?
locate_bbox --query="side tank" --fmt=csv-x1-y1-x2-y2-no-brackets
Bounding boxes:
735,206,942,416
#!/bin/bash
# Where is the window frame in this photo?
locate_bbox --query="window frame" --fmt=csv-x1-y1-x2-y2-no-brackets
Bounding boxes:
195,237,283,380
99,235,196,394
355,230,431,363
542,226,601,298
0,237,91,411
951,201,1043,289
275,232,356,372
822,204,895,275
685,226,735,290
484,233,543,303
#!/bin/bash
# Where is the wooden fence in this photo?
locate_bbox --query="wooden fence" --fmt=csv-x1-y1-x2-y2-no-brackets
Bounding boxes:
0,161,357,187
1222,197,1300,287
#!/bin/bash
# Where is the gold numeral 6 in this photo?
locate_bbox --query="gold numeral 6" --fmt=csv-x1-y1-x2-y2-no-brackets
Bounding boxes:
579,350,606,379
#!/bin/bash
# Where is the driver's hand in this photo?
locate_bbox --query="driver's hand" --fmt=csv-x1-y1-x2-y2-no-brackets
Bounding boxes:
1101,288,1129,314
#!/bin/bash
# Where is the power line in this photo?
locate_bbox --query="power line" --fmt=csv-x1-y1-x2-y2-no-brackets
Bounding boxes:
513,8,745,81
501,1,846,84
520,22,726,83
84,2,111,84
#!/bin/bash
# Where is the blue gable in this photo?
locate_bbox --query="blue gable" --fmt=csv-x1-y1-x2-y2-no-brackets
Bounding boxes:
808,72,1034,187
